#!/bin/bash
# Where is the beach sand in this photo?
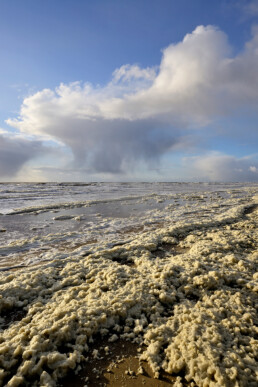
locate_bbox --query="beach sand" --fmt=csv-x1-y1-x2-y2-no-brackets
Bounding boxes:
60,338,196,386
0,199,257,386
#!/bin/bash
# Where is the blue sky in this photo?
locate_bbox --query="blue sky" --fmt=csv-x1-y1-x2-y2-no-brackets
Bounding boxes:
0,0,258,181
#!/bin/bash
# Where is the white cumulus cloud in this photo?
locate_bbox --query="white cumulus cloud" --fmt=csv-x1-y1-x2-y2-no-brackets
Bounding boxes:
4,25,258,177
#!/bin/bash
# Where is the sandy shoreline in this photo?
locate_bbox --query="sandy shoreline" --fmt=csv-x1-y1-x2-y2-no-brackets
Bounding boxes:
0,198,257,386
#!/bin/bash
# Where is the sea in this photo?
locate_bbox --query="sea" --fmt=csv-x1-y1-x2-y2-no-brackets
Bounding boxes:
0,181,257,270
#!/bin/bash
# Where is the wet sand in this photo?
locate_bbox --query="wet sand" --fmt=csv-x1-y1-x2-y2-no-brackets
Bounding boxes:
60,339,196,386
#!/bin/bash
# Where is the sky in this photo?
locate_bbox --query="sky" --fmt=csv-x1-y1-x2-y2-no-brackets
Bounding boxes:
0,0,258,182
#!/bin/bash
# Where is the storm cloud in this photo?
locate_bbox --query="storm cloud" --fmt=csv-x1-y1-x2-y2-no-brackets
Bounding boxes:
0,134,46,177
5,25,258,178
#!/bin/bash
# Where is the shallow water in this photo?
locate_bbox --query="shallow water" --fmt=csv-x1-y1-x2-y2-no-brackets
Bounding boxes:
0,182,257,269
